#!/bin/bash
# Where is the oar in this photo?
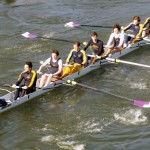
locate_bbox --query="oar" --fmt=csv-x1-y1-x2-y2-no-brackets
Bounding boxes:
0,83,23,89
0,83,12,88
106,57,150,68
0,83,13,93
64,22,113,28
125,33,150,43
143,37,150,42
66,80,150,108
22,32,74,43
0,88,12,93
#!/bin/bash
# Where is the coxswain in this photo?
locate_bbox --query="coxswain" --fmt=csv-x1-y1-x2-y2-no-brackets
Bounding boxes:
12,61,37,100
84,32,104,64
61,42,87,78
122,16,143,47
0,98,12,107
37,50,63,88
142,17,150,38
105,24,124,56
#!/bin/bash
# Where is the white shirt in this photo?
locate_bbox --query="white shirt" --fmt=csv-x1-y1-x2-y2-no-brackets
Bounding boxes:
106,30,124,48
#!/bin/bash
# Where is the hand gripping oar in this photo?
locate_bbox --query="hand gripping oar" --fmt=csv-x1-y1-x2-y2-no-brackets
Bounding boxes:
66,80,150,108
22,32,74,43
64,22,113,28
106,57,150,68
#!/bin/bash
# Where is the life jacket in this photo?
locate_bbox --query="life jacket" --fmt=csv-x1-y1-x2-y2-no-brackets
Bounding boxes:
113,37,124,50
50,58,61,74
91,39,104,56
72,50,84,64
129,24,143,37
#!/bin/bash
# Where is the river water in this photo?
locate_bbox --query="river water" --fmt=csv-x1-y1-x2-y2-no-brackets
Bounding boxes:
0,0,150,149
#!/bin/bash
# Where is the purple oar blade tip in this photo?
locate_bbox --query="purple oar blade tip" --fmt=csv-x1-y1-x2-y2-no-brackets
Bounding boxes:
64,22,80,28
134,100,150,108
22,32,38,39
28,33,38,39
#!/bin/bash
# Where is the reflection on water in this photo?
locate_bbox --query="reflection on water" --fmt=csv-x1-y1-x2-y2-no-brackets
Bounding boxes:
5,0,16,4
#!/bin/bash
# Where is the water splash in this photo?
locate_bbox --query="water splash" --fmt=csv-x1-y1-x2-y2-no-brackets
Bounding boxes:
41,135,55,143
77,118,114,133
114,108,147,125
129,82,147,89
57,141,85,150
77,120,103,133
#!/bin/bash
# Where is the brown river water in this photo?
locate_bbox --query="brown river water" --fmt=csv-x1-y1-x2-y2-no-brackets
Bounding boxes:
0,0,150,149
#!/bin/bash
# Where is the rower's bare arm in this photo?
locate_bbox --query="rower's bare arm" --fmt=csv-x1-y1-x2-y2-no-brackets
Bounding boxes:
37,58,50,73
106,33,114,48
123,23,132,31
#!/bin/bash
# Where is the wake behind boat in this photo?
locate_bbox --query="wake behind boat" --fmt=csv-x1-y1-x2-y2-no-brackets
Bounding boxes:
0,37,150,113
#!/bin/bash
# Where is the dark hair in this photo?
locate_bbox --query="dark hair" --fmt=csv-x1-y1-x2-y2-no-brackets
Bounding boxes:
74,42,80,47
113,24,121,31
133,16,141,22
25,61,32,68
51,49,59,56
91,32,98,37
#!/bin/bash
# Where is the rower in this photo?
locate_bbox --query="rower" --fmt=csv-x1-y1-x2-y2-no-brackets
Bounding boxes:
12,61,37,100
84,32,104,64
142,17,150,38
61,42,87,78
37,50,63,88
122,16,143,47
105,24,124,56
0,98,12,107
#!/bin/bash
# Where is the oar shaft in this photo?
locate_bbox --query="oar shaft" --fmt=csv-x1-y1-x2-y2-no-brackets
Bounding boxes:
106,58,150,68
80,24,113,28
67,80,132,101
66,80,150,108
38,36,74,43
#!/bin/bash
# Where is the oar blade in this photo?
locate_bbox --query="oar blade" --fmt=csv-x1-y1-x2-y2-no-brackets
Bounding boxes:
22,32,38,39
134,100,150,108
143,37,150,42
64,22,80,28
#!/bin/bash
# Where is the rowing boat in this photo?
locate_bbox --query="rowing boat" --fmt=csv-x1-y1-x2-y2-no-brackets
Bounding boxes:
0,37,149,113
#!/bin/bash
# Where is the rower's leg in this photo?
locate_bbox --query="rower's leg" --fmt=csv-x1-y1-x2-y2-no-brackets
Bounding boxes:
14,88,21,100
44,74,53,87
39,74,48,88
104,47,113,56
124,36,131,47
20,89,26,97
89,57,97,65
71,63,83,74
61,66,72,78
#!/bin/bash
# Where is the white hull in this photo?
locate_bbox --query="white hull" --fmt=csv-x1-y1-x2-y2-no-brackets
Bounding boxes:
0,39,149,113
